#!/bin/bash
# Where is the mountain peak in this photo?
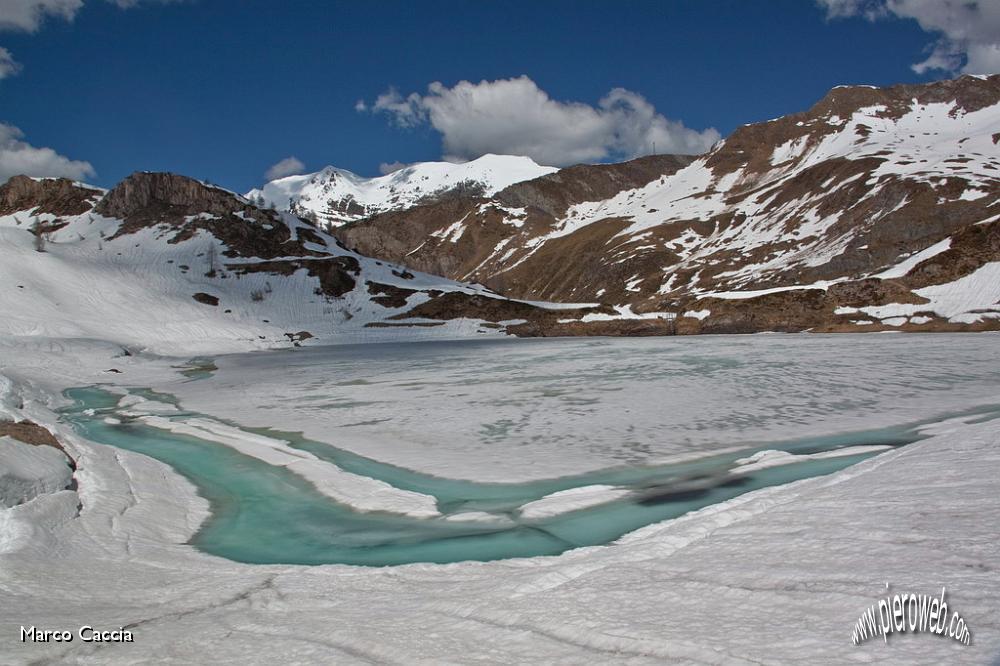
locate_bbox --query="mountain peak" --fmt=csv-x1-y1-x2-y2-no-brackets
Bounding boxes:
246,155,558,227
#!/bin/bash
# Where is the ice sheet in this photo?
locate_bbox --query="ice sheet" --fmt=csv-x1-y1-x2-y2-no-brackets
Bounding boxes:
170,334,1000,481
1,334,999,663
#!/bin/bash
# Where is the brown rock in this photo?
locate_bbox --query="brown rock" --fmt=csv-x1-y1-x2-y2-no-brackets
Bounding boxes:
0,176,101,217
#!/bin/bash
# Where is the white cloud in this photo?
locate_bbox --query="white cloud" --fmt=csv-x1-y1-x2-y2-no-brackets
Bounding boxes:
264,156,305,181
819,0,1000,74
0,0,181,32
378,161,409,175
819,0,889,20
0,0,83,33
0,122,95,182
0,46,21,78
109,0,183,8
367,76,719,166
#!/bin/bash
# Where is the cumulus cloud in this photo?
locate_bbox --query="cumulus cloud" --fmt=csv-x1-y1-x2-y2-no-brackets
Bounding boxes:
0,47,21,79
819,0,1000,74
365,76,719,166
264,156,305,181
0,122,95,182
0,0,83,33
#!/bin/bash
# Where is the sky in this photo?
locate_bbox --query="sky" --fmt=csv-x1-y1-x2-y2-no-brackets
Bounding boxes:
1,0,999,192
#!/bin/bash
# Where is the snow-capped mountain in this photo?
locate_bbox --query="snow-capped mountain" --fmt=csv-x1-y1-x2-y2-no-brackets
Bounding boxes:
336,75,1000,334
245,154,557,227
0,173,601,354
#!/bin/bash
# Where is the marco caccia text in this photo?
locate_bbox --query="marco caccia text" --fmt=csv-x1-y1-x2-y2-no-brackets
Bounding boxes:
20,626,134,643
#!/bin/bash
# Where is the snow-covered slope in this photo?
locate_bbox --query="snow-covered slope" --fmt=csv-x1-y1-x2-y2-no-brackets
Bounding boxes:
0,173,596,355
337,75,1000,335
246,154,557,227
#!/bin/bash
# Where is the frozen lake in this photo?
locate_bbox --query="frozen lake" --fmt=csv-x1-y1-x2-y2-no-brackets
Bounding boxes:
57,333,1000,566
171,333,1000,480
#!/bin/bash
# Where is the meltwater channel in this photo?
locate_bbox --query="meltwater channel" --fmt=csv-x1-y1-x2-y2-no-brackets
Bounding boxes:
60,386,985,567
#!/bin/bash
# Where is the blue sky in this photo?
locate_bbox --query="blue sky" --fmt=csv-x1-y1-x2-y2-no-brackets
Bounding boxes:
1,0,997,191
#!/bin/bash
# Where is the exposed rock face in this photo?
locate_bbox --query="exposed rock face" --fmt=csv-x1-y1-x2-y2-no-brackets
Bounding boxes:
0,176,102,218
337,75,1000,334
496,155,695,217
382,291,612,334
901,219,1000,289
96,172,243,221
336,155,695,296
95,172,318,260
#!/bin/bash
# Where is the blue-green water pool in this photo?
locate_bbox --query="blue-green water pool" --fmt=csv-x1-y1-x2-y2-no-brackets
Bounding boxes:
58,384,992,568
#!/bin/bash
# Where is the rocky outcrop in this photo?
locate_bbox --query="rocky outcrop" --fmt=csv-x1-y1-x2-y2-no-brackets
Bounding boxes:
96,172,327,259
0,420,63,450
95,172,245,221
0,176,101,218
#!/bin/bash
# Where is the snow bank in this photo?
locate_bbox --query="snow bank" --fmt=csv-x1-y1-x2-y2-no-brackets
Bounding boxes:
0,436,73,508
872,238,952,279
732,445,892,474
132,408,440,519
518,485,631,520
841,261,1000,325
0,375,20,421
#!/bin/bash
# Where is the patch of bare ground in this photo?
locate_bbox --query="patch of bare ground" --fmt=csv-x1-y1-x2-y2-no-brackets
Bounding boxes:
227,256,360,298
386,291,681,337
509,318,676,337
366,281,416,308
902,219,1000,289
0,421,75,467
390,292,601,323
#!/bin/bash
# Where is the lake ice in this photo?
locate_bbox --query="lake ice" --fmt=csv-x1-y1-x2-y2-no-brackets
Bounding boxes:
2,332,999,663
170,333,1000,481
51,334,1000,566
